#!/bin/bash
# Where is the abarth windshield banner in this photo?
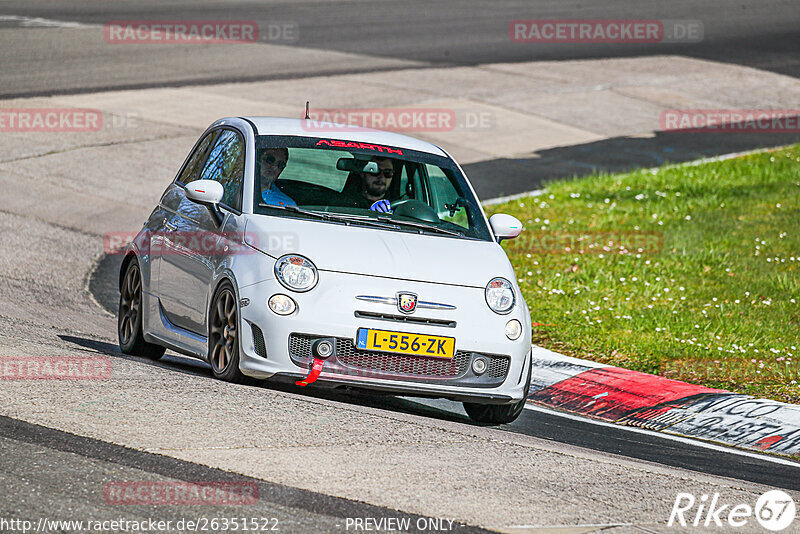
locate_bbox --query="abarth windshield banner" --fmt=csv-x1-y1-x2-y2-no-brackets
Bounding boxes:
255,135,449,167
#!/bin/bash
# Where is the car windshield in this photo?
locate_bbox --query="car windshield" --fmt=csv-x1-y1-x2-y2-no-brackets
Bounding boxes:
253,135,492,241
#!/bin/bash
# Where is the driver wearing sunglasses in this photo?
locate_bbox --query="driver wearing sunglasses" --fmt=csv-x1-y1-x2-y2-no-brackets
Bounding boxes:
357,156,395,213
259,147,296,207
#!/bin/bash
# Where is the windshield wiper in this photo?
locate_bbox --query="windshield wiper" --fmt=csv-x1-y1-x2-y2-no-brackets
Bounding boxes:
321,212,402,230
262,205,399,230
259,204,331,220
375,216,464,237
324,212,463,236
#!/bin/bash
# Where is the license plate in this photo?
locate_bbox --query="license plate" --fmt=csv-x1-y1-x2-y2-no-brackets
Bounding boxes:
356,328,455,359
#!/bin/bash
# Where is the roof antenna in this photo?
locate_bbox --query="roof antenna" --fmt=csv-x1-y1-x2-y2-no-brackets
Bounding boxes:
304,101,310,120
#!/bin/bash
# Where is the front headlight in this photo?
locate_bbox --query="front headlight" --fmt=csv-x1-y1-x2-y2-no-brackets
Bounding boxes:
274,255,318,292
485,277,515,314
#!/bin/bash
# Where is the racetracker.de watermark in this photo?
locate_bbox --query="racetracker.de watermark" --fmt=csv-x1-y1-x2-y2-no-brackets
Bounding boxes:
104,230,298,256
0,356,111,380
660,109,800,133
0,109,140,132
0,109,101,132
301,108,493,132
661,358,800,383
509,19,703,43
104,481,259,506
103,20,298,44
508,230,663,255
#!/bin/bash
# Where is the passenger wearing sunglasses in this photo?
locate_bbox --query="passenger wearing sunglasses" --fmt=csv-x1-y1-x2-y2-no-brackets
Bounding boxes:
356,156,395,213
259,148,296,207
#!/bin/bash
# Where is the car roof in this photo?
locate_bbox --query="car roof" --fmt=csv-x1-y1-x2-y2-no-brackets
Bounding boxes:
236,116,448,157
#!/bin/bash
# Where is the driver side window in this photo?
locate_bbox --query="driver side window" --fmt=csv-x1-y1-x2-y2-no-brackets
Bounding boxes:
177,132,216,185
199,129,245,211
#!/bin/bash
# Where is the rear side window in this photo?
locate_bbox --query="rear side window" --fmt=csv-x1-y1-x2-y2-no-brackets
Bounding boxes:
177,132,216,184
199,129,245,211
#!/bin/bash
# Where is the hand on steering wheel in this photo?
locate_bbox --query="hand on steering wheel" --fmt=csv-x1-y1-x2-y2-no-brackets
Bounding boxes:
369,199,393,213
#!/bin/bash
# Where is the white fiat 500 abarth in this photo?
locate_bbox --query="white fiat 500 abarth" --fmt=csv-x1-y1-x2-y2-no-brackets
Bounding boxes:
118,117,532,424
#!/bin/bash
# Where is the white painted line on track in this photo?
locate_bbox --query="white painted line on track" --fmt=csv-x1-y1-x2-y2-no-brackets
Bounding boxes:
525,403,800,469
482,189,544,206
0,15,96,29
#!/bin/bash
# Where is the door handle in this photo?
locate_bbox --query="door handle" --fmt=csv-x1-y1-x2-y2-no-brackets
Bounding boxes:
164,221,177,231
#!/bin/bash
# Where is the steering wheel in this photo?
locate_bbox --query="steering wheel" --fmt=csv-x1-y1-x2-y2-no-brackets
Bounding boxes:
390,199,440,223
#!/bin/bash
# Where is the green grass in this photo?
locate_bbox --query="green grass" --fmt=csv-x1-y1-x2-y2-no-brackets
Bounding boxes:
489,146,800,403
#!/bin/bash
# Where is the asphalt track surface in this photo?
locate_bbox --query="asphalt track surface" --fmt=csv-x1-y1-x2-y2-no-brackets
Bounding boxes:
3,1,800,530
0,416,491,534
0,0,799,98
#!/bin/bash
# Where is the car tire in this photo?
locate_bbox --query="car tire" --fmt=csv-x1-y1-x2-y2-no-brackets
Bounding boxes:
208,282,246,383
118,258,166,360
463,354,531,425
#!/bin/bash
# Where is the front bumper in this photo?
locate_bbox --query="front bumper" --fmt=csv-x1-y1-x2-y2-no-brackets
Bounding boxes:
236,270,532,404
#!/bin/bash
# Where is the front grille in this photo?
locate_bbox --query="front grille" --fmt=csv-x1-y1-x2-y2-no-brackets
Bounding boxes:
487,356,510,378
354,311,456,328
251,324,267,358
288,333,315,362
287,333,510,382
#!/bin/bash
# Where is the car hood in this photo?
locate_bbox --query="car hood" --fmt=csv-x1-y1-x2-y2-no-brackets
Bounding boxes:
244,214,515,288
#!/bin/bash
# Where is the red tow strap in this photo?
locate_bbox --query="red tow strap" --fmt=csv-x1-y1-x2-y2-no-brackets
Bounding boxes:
296,358,324,386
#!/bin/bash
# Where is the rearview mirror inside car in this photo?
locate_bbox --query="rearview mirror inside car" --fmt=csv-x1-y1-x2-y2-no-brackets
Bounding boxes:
336,158,379,174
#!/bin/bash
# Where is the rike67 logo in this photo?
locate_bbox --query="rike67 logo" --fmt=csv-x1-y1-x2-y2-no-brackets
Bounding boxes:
669,490,796,531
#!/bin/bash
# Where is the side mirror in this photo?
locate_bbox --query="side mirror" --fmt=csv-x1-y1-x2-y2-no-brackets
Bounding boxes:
185,180,224,226
489,213,523,242
184,180,224,206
